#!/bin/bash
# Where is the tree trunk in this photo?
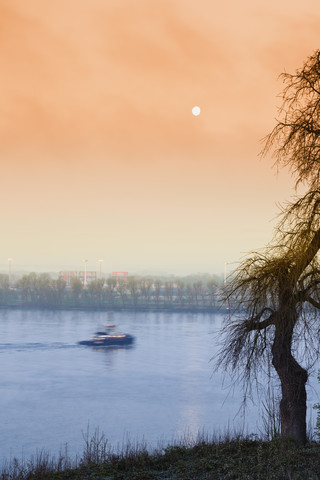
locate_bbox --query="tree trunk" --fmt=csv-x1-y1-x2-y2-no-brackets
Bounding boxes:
271,319,308,444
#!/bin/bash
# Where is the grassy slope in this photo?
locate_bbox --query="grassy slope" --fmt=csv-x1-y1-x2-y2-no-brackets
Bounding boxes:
3,437,320,480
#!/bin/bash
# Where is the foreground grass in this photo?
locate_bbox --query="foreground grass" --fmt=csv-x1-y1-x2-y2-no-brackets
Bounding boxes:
2,433,320,480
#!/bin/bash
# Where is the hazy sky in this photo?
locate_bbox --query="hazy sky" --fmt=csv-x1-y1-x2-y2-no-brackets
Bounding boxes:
1,0,320,276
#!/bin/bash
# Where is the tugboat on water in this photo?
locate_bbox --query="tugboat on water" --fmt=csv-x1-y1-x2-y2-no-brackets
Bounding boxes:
78,325,134,347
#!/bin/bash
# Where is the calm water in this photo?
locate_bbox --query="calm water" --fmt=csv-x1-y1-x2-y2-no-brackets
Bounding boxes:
0,309,318,463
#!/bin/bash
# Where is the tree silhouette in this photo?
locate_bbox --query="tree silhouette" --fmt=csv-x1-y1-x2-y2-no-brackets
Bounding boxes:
217,51,320,444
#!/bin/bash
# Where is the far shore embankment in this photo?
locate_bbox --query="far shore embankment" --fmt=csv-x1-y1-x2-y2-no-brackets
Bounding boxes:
0,303,227,314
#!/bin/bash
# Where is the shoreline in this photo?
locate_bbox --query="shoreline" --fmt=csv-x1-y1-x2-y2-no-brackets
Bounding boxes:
1,432,319,480
0,303,227,314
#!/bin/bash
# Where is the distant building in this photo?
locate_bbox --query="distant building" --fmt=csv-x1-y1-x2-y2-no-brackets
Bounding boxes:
59,270,97,286
111,271,128,284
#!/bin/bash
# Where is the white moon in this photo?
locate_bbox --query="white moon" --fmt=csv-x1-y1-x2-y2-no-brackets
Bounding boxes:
192,106,201,116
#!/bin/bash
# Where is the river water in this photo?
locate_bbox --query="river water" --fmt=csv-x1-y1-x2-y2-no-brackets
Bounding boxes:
0,309,319,463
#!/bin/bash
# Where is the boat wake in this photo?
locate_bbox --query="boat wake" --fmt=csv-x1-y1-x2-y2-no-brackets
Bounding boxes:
0,342,79,352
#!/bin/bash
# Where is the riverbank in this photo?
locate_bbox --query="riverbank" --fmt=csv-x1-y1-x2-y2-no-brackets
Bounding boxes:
0,303,226,314
2,434,319,480
0,271,225,312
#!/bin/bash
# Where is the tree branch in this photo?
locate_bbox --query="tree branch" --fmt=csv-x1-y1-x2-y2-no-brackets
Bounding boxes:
296,229,320,276
299,292,320,309
246,309,276,331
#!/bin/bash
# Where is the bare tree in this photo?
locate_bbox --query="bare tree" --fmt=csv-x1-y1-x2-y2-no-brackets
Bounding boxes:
264,50,320,188
153,279,162,306
52,277,66,306
217,51,320,444
127,276,140,306
140,278,153,305
70,277,83,304
164,281,174,305
105,277,117,306
207,278,219,308
117,280,128,307
87,279,105,306
0,274,10,305
192,280,203,306
176,279,186,306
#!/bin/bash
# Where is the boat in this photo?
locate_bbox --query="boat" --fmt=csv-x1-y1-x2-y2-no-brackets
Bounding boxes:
78,325,134,346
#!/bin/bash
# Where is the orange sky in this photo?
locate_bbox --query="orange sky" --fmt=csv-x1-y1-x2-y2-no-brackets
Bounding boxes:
1,0,320,276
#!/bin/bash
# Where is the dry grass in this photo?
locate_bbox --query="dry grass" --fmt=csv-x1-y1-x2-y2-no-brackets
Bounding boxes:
2,428,320,480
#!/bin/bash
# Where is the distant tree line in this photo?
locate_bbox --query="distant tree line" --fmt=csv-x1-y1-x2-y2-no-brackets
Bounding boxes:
0,272,225,311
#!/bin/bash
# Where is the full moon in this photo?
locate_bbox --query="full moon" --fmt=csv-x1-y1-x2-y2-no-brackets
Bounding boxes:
192,106,201,116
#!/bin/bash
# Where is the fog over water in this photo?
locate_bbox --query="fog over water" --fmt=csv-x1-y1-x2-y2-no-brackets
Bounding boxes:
0,309,319,463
